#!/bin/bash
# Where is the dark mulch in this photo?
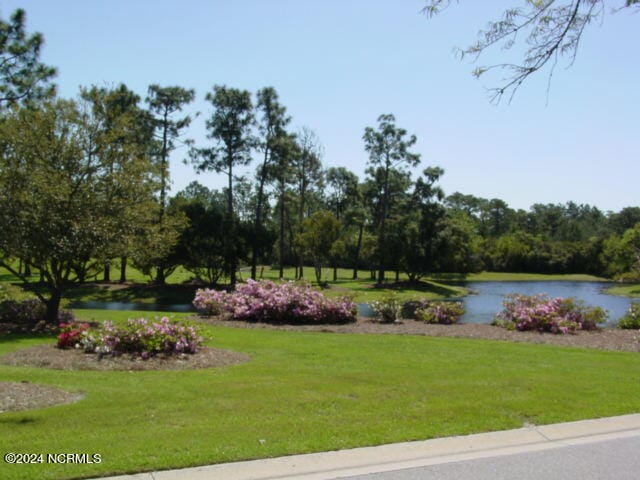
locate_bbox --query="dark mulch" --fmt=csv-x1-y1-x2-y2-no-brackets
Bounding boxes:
197,316,640,352
0,345,250,371
0,381,84,413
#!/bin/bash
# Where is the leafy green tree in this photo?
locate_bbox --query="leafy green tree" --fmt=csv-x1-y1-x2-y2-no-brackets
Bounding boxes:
80,83,157,283
608,207,640,235
401,167,446,281
146,85,195,214
296,210,341,285
267,132,299,279
363,114,420,284
145,85,195,283
325,166,359,221
292,127,324,279
191,85,255,287
423,0,640,102
602,224,640,280
171,182,233,285
0,9,56,109
325,170,367,279
0,99,156,322
252,87,290,279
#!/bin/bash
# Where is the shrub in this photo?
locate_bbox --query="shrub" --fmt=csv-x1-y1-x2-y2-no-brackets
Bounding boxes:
415,301,465,324
56,317,204,358
492,294,606,334
57,321,91,349
0,298,75,326
194,279,357,325
368,294,403,323
0,299,46,324
618,302,640,329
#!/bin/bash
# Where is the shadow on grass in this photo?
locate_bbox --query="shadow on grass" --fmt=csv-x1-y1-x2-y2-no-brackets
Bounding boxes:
61,283,200,305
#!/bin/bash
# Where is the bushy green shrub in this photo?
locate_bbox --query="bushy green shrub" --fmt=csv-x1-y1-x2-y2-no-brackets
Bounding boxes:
369,294,403,323
415,301,465,324
0,299,45,324
618,302,640,329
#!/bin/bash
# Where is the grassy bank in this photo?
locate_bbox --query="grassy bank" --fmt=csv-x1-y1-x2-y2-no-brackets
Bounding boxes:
1,309,640,480
434,272,610,282
604,284,640,298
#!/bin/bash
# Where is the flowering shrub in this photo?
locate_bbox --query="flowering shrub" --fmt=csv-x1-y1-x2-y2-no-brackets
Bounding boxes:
56,317,203,358
492,294,606,334
57,321,91,349
415,301,465,324
194,279,356,325
368,295,403,323
618,302,640,329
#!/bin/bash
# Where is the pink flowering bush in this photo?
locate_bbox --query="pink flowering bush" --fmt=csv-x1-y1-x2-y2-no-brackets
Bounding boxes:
415,301,465,324
57,317,203,358
492,294,606,334
193,279,357,325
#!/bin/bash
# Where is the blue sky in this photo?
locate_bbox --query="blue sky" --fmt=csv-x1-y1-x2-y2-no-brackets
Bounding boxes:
2,0,638,212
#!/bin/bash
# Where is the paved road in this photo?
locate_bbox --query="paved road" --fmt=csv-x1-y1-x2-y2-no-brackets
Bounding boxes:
345,435,640,480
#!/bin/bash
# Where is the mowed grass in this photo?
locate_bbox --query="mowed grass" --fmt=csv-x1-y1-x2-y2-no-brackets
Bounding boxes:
438,272,610,282
605,283,640,298
1,310,640,480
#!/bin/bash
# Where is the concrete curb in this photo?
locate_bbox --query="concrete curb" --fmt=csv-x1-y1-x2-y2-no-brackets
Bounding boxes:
93,414,640,480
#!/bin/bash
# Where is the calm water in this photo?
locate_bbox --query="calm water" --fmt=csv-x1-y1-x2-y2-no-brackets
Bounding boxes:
459,281,636,325
67,301,194,313
69,281,638,325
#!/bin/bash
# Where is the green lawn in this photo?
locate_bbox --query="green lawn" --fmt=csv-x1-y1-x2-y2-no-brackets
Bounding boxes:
1,309,639,480
604,283,640,298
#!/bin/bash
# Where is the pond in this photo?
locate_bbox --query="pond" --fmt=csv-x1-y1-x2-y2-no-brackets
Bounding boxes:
67,301,194,313
68,281,638,326
455,281,635,326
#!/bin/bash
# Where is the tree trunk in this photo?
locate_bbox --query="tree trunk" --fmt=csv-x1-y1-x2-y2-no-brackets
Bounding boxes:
352,224,364,280
395,269,400,283
119,256,127,283
155,266,166,285
45,289,62,324
24,261,31,277
314,263,322,285
227,160,237,288
103,261,111,282
377,161,391,285
333,266,337,282
278,186,285,279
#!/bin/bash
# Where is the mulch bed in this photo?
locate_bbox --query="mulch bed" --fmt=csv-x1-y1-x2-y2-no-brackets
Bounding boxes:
197,316,640,352
1,381,84,413
0,345,250,371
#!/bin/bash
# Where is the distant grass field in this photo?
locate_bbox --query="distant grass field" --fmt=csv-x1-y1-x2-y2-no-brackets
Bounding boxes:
1,309,639,480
